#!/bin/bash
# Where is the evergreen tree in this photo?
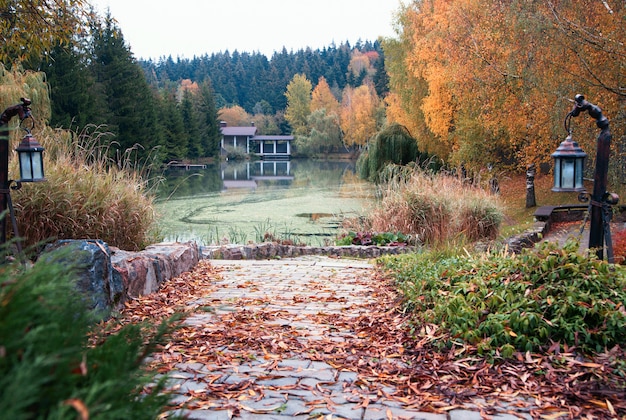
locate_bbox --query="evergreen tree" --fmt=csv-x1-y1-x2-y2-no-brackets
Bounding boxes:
180,90,202,159
197,80,222,157
373,49,390,98
159,92,187,161
43,43,102,130
90,13,163,159
0,250,177,419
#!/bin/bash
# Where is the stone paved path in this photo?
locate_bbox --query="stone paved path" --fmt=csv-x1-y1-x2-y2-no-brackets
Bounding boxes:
161,257,531,420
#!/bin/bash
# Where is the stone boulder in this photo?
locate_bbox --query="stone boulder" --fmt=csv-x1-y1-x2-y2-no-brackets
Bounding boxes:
41,239,117,318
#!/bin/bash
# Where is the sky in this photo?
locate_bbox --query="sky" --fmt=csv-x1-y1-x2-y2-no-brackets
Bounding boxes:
89,0,403,60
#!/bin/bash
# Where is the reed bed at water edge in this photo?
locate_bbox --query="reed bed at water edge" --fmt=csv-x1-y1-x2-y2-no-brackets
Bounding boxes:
367,164,504,245
12,125,161,252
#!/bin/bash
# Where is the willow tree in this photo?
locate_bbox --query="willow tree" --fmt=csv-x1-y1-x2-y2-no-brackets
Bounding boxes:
357,123,435,182
295,108,343,156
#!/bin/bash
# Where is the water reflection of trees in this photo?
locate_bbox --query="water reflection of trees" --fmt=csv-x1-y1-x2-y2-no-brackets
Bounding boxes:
290,160,357,188
157,164,223,200
157,160,364,200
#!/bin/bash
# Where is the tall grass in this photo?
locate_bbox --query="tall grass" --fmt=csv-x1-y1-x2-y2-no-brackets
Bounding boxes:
12,125,161,252
366,164,504,246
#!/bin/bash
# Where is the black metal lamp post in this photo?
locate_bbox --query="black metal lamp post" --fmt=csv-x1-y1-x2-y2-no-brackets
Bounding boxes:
0,97,46,250
554,94,617,261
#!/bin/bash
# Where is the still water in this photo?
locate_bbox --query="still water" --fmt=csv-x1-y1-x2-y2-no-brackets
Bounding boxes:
154,159,376,245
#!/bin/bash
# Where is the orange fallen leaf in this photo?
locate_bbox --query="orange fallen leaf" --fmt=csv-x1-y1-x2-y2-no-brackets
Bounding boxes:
63,399,89,420
540,412,569,420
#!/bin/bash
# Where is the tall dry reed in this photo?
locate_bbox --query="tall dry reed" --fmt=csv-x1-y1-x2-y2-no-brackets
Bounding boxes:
11,125,160,251
368,165,503,245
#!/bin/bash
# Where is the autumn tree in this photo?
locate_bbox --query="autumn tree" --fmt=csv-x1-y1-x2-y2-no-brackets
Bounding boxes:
383,24,441,159
347,50,378,86
386,0,626,173
311,77,340,116
340,84,380,149
218,105,251,127
176,79,199,102
284,73,312,136
0,0,91,65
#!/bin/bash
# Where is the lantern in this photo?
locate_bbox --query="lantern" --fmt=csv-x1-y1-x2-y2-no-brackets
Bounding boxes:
15,133,45,182
551,134,586,192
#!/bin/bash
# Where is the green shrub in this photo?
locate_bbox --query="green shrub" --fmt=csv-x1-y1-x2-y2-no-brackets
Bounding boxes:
0,249,178,419
380,239,626,355
336,231,410,246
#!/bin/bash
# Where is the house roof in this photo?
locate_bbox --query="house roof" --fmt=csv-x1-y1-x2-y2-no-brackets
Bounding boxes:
252,135,294,141
221,126,257,136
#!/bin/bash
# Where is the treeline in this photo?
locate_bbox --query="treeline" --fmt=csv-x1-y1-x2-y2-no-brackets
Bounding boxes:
33,10,388,162
16,0,624,177
139,39,388,116
32,13,221,163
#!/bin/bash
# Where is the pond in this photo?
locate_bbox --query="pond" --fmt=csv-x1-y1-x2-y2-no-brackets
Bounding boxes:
154,159,377,245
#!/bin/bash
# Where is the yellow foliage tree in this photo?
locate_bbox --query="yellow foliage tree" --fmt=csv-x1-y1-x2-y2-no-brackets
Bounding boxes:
387,0,626,171
218,105,251,127
284,73,312,136
340,84,380,148
311,77,340,116
0,0,92,65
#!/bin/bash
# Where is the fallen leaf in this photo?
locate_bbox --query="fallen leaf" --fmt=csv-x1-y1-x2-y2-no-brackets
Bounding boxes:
63,399,89,420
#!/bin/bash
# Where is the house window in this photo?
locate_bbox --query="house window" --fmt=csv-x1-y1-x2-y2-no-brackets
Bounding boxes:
276,141,288,154
264,141,275,154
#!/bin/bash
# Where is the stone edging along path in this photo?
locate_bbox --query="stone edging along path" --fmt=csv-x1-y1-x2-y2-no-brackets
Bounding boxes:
201,243,417,260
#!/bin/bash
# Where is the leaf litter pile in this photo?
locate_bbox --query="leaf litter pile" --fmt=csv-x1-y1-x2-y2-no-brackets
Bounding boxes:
107,259,625,419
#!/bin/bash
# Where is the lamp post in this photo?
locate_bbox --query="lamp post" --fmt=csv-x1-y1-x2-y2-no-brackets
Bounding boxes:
0,98,46,250
553,94,616,261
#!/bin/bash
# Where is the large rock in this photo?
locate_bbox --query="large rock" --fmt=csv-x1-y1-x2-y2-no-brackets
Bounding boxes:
41,239,116,318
